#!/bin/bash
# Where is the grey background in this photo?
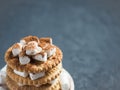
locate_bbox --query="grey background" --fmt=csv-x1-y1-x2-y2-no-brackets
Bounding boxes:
0,0,120,90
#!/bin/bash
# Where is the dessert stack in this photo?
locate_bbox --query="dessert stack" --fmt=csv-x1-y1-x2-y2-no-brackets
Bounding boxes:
4,36,63,90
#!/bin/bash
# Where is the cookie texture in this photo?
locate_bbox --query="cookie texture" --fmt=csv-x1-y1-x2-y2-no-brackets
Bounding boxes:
6,75,61,90
7,63,62,85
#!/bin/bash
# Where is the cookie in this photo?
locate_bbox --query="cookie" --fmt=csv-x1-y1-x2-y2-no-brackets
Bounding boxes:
6,75,61,90
7,63,62,86
5,45,63,73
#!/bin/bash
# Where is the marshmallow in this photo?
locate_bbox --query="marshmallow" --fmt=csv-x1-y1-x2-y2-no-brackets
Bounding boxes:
40,37,52,45
35,84,40,87
29,72,45,80
13,70,28,77
19,56,30,65
40,43,49,49
33,52,47,62
12,43,22,56
46,47,56,57
25,41,42,55
18,83,24,86
20,40,26,46
27,41,38,46
49,78,58,84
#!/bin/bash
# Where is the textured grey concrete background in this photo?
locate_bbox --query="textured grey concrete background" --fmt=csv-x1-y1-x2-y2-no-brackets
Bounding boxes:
0,0,120,90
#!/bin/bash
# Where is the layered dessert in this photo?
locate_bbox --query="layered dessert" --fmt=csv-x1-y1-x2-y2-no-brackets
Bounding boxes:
4,36,63,90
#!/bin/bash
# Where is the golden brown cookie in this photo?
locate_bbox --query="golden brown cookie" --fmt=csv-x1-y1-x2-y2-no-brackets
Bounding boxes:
7,63,62,86
5,45,63,73
6,75,61,90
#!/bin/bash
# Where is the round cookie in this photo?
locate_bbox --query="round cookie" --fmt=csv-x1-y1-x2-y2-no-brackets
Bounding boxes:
5,45,63,73
7,63,62,86
6,75,61,90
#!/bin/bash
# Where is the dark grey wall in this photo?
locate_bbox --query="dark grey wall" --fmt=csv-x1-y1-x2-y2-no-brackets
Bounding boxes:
0,0,120,90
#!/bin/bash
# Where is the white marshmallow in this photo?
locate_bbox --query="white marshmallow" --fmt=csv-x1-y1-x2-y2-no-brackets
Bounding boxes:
33,53,47,62
19,56,30,65
18,83,24,86
49,38,52,45
12,43,22,56
35,84,40,87
13,70,28,77
29,72,45,80
12,48,21,56
49,78,58,84
26,46,42,55
46,47,56,57
20,40,26,45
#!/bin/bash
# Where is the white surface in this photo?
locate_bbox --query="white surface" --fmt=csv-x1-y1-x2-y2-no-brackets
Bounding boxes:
0,65,74,90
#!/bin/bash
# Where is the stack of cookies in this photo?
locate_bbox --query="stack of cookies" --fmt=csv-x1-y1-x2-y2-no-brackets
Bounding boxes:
4,36,63,90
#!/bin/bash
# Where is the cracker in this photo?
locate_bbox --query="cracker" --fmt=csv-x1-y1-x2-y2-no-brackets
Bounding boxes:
6,75,61,90
7,63,62,86
5,46,63,73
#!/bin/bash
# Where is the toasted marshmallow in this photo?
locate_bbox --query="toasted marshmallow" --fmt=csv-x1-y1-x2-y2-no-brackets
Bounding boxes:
13,70,28,77
25,41,42,55
40,37,52,45
19,56,30,65
18,83,24,86
33,52,47,62
27,41,38,46
46,47,56,57
39,43,49,49
12,43,22,56
29,72,45,80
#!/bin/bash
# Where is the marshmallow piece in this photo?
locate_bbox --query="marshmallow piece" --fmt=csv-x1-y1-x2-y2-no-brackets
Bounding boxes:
25,41,42,55
27,41,38,46
49,78,58,84
33,52,47,62
13,70,28,77
18,83,24,86
29,72,45,80
20,40,26,45
35,85,40,87
40,37,52,45
26,46,42,55
46,47,56,57
19,56,30,65
12,43,22,56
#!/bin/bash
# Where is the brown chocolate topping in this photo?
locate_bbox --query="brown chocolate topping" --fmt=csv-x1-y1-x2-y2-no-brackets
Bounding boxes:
40,37,52,44
21,36,40,44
